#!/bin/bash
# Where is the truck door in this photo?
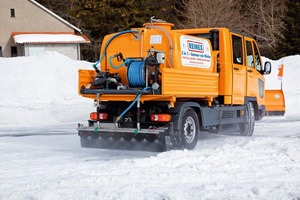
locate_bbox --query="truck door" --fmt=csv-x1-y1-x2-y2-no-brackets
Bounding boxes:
231,34,246,104
244,37,265,106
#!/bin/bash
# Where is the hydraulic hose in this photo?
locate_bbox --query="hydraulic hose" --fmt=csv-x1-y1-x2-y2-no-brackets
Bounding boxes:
93,30,135,69
115,87,151,122
109,55,125,69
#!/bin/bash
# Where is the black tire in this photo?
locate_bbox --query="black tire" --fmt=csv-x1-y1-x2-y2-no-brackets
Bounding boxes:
240,101,255,136
171,108,199,150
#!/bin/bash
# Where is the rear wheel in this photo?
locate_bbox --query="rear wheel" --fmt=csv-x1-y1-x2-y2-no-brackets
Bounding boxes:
240,101,255,136
171,108,199,150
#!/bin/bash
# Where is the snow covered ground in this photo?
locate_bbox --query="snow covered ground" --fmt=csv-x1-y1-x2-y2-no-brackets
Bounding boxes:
0,52,299,199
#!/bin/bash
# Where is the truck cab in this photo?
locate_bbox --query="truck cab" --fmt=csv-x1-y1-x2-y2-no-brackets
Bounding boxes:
174,28,271,120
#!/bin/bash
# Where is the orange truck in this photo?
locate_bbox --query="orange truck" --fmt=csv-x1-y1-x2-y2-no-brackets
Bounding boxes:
78,19,271,151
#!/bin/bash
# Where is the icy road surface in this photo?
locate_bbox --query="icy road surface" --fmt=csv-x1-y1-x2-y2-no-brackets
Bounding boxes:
0,117,299,200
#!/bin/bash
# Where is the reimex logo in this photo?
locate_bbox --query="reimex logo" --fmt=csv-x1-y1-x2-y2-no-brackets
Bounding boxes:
187,40,204,53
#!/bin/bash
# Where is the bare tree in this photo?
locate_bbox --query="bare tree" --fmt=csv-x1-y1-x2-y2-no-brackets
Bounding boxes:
173,0,285,57
35,0,77,23
242,0,285,57
174,0,243,31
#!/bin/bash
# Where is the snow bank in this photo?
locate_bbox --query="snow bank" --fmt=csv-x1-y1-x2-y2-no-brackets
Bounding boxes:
0,51,93,127
264,55,300,117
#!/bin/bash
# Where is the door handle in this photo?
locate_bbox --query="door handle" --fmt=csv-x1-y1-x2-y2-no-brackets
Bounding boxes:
248,69,253,73
234,67,239,71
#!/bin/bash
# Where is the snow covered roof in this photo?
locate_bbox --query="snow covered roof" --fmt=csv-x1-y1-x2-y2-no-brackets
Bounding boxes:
12,32,90,44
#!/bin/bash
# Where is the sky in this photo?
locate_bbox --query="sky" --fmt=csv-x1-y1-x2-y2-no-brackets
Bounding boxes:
0,52,299,199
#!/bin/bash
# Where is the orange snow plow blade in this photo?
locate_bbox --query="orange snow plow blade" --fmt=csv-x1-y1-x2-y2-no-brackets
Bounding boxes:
265,89,285,116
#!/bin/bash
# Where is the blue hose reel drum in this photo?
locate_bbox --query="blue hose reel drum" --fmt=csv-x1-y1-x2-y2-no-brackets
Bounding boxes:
127,60,146,87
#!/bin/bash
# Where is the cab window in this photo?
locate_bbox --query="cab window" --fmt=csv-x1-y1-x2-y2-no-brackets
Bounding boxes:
246,41,254,68
232,35,243,65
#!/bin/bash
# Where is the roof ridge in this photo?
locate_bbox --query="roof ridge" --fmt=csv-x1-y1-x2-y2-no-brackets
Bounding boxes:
28,0,82,33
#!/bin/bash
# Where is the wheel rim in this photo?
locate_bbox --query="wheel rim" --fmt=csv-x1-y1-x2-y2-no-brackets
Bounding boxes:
184,116,196,143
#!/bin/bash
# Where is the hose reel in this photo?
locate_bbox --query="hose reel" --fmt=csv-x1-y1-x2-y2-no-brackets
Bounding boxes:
127,60,146,87
126,56,161,88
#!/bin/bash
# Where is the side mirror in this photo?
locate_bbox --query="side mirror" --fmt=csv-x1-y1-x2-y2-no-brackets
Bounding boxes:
263,61,271,75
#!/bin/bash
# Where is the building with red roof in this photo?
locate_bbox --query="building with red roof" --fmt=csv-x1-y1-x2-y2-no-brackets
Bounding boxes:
0,0,90,60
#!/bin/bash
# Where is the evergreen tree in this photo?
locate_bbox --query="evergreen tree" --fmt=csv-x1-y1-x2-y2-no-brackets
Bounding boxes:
275,0,300,58
68,0,176,61
36,0,176,61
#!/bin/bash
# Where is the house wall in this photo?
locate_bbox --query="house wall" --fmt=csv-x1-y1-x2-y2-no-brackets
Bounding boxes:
24,44,80,60
0,0,74,57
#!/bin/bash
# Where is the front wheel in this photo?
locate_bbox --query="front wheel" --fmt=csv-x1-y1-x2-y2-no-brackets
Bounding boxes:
240,101,255,136
171,108,199,150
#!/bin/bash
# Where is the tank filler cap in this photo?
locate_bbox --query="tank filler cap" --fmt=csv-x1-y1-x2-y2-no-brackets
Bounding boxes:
143,16,174,30
150,16,166,23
